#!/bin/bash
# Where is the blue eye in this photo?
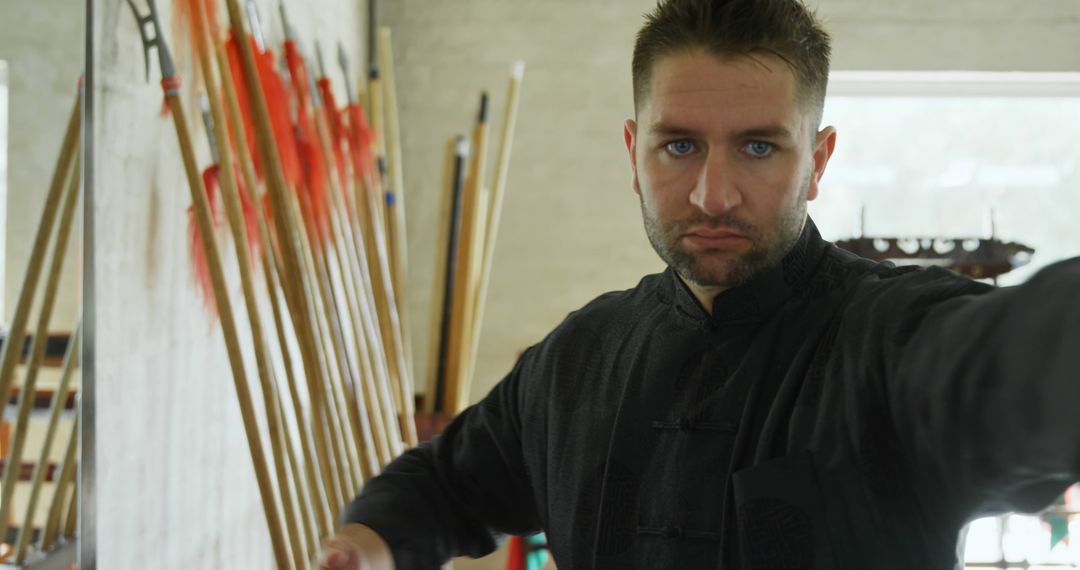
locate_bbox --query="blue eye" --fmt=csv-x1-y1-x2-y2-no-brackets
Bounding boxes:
745,141,774,158
665,140,696,157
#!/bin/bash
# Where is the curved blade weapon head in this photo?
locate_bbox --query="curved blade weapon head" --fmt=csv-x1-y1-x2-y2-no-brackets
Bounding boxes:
125,0,176,83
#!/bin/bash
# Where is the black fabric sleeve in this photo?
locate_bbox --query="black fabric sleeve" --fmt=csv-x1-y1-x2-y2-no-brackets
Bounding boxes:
854,259,1080,519
341,349,543,568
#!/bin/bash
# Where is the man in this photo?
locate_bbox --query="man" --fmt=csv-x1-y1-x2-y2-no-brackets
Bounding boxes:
320,0,1080,568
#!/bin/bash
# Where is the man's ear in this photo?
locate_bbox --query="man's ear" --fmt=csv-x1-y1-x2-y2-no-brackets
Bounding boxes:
806,125,836,202
624,118,640,195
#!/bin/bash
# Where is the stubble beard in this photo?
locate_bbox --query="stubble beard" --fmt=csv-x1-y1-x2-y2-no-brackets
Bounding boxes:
640,175,810,289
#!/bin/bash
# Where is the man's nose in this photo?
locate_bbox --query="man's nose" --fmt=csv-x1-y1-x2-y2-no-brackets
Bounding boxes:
689,151,742,216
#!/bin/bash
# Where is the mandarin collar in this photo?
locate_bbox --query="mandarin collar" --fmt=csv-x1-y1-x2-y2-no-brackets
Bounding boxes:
662,217,826,326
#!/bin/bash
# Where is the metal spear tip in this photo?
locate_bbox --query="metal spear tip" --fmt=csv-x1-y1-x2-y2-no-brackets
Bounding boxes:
315,40,328,79
337,42,350,76
279,1,296,40
338,42,357,104
246,0,266,52
199,93,220,163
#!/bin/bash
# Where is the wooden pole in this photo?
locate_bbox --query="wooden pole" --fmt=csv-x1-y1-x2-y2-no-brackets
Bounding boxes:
313,102,395,468
39,406,77,552
376,29,415,391
0,91,80,413
428,136,468,414
14,322,80,564
0,146,81,546
467,62,525,388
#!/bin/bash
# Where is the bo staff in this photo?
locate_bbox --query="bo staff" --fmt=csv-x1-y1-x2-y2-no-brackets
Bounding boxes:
0,89,80,416
186,0,309,563
14,321,80,564
429,136,469,414
40,405,77,552
0,144,81,546
443,93,490,414
125,1,292,566
376,28,414,387
466,62,525,388
214,38,335,540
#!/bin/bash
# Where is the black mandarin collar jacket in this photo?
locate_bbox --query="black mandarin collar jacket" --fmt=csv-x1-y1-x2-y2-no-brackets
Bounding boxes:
346,218,1080,569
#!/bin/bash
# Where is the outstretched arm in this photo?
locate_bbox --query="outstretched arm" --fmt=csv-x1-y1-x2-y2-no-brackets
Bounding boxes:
871,259,1080,517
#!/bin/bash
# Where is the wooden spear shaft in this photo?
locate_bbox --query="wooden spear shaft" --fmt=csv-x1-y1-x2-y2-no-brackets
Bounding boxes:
337,175,404,460
165,82,292,567
354,164,417,446
191,5,307,565
40,405,77,552
287,185,362,490
213,40,335,537
14,321,80,564
0,146,81,546
310,83,396,466
376,28,415,387
361,68,414,430
0,91,80,413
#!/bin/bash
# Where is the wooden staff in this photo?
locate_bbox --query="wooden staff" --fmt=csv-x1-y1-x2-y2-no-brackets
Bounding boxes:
39,404,77,552
428,136,469,413
376,28,415,387
466,62,525,389
14,322,80,564
0,144,81,545
443,93,490,414
0,90,80,415
189,3,310,565
126,1,291,564
214,39,334,540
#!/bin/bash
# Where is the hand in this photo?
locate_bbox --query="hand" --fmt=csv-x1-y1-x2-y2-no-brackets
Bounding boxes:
318,523,395,570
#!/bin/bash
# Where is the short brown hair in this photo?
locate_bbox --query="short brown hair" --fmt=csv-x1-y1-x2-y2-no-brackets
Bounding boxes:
632,0,832,126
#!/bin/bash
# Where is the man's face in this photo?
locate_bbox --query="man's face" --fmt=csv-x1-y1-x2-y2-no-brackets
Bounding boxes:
625,50,836,290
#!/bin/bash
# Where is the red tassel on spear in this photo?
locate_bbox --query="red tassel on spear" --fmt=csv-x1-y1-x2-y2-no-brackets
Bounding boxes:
314,42,350,199
280,12,330,248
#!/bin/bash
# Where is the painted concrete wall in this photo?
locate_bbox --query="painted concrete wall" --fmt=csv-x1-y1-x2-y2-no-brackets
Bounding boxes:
0,0,83,334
